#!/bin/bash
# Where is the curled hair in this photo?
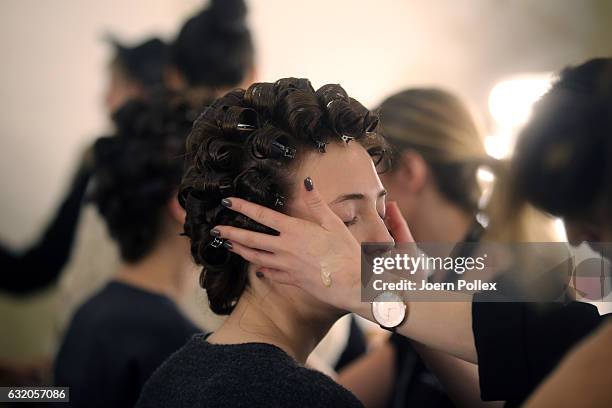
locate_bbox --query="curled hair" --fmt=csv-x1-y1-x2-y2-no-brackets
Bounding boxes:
180,78,388,314
91,96,194,262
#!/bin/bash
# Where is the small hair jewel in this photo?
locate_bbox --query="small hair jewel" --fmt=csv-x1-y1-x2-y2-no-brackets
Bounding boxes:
210,237,225,248
271,141,296,158
341,135,354,144
237,123,257,132
274,193,286,207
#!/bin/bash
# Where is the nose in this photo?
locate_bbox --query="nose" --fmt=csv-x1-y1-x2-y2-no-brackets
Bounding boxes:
364,213,395,249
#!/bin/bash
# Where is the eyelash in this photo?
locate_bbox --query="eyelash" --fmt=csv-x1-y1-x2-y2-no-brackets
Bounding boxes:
343,213,386,227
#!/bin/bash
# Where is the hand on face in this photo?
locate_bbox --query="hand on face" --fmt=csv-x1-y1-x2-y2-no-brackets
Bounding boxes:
212,179,415,313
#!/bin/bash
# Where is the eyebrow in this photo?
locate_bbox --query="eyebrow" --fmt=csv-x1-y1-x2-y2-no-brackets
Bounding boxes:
330,189,387,205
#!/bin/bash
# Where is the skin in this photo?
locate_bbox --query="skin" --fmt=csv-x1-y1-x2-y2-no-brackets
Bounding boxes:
212,151,612,406
104,62,146,114
207,142,393,364
114,195,194,301
339,149,500,408
524,321,612,408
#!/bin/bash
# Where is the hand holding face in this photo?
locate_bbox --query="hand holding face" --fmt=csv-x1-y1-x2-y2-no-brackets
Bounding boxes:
212,177,414,313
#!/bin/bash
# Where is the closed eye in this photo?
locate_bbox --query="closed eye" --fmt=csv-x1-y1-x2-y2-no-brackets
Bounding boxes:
344,216,358,227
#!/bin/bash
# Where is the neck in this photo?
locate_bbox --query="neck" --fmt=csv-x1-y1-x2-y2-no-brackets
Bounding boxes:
115,235,191,301
407,195,473,243
209,275,337,364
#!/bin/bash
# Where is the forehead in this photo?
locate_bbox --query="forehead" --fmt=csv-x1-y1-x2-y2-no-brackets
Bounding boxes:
291,142,383,203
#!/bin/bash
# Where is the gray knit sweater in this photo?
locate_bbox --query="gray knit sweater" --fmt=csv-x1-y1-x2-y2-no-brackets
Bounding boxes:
136,334,364,408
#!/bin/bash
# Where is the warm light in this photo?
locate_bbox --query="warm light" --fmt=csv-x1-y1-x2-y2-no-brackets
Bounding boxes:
554,218,567,241
488,74,552,128
485,73,552,159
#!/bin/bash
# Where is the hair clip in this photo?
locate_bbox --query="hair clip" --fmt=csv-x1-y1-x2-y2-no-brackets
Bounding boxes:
210,237,225,248
237,123,257,132
274,193,286,207
314,140,327,153
341,135,354,144
271,141,296,159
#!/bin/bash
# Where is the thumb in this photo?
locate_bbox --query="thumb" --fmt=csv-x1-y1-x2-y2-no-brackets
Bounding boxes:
385,201,414,243
302,176,342,229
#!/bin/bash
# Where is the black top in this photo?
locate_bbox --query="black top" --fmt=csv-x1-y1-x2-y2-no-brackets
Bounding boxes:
137,334,365,408
54,281,200,408
472,296,609,406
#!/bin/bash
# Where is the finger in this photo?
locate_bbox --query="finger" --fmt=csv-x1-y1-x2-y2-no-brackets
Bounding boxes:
213,225,280,253
226,240,288,271
385,201,414,243
258,267,295,286
302,177,344,229
221,197,295,232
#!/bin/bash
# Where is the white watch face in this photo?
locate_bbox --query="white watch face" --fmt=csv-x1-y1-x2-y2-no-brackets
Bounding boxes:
372,292,406,328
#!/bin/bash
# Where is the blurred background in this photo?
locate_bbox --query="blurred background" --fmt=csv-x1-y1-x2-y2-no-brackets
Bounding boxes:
1,0,611,371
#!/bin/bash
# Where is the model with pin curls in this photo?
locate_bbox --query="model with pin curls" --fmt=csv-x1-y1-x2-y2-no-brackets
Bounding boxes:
209,58,612,407
137,78,389,408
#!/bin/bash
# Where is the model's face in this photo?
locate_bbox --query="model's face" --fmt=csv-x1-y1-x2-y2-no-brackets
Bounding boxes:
275,141,393,316
289,142,393,245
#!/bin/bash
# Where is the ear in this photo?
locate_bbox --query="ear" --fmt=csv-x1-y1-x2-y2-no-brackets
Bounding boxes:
397,150,428,194
167,194,186,226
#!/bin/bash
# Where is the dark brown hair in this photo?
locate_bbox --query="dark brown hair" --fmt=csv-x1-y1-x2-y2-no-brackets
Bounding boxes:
179,78,385,314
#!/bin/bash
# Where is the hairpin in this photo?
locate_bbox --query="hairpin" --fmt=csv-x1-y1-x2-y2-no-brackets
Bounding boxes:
314,140,327,153
210,237,225,248
237,123,257,132
341,135,354,144
271,141,296,159
274,193,286,207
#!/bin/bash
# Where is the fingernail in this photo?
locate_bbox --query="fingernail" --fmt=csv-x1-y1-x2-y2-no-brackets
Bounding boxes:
304,177,314,191
223,240,233,250
210,229,220,237
256,271,264,278
221,198,232,208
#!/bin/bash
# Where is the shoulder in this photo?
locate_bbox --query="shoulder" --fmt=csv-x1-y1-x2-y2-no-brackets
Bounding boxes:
524,321,612,407
138,340,363,408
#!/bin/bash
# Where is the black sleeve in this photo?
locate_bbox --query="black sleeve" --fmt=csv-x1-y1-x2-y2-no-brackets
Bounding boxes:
472,296,605,405
0,163,91,294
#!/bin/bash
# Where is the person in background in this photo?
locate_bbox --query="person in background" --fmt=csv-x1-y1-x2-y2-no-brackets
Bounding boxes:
165,0,256,103
0,36,167,296
338,88,553,408
104,37,167,114
53,96,200,408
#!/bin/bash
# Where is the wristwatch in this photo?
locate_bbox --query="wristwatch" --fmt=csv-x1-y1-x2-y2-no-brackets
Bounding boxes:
371,292,407,332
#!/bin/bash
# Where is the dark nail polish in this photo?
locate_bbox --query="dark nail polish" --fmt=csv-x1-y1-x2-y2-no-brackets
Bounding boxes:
223,240,233,250
221,198,232,208
304,177,314,191
210,229,220,237
256,271,264,278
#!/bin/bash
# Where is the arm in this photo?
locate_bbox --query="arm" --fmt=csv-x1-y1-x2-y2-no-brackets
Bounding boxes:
411,342,503,408
0,157,92,294
337,341,396,408
524,321,612,407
